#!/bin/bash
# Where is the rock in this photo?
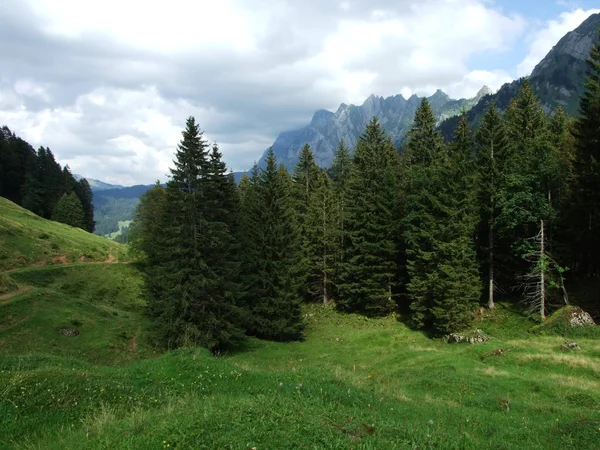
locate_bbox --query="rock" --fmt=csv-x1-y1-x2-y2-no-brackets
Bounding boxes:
567,307,595,327
59,328,80,336
446,329,490,344
560,341,581,351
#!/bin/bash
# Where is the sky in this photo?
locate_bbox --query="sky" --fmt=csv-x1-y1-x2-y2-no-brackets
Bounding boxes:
1,0,599,185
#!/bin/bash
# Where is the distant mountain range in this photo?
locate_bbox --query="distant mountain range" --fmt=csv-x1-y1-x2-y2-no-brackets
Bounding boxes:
82,13,600,238
258,86,492,170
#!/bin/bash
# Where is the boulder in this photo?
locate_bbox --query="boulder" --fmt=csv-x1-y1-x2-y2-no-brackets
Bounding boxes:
446,329,490,344
567,307,595,327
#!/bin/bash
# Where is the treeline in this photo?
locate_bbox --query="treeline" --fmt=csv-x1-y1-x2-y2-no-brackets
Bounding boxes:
130,37,600,351
0,127,94,232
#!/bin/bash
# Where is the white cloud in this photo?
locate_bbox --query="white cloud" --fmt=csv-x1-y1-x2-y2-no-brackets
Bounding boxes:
2,0,531,183
517,7,600,77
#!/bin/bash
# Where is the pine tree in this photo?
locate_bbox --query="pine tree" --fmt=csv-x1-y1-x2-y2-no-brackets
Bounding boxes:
37,148,65,219
330,140,352,294
337,118,398,315
293,143,320,224
129,182,166,262
240,150,304,340
52,192,85,229
143,117,244,351
302,169,336,304
475,104,509,310
292,144,322,301
571,30,600,277
432,115,481,332
74,178,95,233
498,80,558,296
403,99,447,329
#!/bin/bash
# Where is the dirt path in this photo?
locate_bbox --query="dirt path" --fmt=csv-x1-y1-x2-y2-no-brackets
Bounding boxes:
2,260,132,275
0,285,34,305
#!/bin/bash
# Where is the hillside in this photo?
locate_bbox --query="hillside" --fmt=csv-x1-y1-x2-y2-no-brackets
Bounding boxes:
439,13,600,138
0,196,127,271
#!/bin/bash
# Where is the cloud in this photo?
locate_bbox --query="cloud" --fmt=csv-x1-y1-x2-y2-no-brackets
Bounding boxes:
517,7,600,77
0,0,530,184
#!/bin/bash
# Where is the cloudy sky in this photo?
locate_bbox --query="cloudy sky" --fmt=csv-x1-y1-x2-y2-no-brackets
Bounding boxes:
1,0,599,185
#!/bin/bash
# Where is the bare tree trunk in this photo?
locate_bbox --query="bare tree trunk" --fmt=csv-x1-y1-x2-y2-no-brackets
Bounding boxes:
540,219,546,320
488,216,495,310
323,266,328,305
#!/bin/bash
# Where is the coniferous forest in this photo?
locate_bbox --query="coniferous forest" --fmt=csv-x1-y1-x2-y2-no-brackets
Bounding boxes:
126,36,600,352
0,127,95,232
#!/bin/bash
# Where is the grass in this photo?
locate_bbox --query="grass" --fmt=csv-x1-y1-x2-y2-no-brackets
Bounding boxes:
0,197,128,271
0,264,149,366
1,195,599,449
1,291,599,449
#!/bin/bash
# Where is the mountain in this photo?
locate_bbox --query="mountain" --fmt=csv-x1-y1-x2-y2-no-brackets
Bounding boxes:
439,13,600,138
74,174,125,191
258,87,491,169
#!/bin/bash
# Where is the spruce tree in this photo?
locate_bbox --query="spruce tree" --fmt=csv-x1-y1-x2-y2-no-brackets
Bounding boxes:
330,140,352,293
74,178,95,233
292,144,322,301
475,104,509,310
302,169,336,304
498,81,558,290
337,118,398,315
240,151,304,340
129,182,166,262
52,192,85,229
433,116,481,331
403,99,447,329
143,117,244,351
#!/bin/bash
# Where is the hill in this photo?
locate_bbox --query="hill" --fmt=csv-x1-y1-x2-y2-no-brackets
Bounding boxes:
74,174,125,191
0,196,127,271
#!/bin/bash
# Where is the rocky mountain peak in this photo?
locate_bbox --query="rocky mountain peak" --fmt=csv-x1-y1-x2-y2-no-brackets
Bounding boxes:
475,85,493,101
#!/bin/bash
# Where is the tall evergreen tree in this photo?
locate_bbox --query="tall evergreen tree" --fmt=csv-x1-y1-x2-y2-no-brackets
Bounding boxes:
143,117,244,351
475,104,509,310
52,192,85,229
498,80,558,291
129,182,166,262
302,169,336,304
74,178,95,233
330,140,352,293
337,118,398,315
293,143,320,222
403,99,447,330
433,115,481,331
292,144,322,301
240,151,304,340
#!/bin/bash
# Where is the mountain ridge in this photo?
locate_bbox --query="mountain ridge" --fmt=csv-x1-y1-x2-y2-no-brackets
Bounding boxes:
258,87,488,169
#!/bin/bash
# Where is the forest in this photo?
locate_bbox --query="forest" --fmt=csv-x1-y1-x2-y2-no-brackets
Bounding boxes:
127,33,600,352
0,127,95,232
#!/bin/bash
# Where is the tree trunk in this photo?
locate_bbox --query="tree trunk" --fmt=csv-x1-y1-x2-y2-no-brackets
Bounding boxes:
540,219,546,321
488,215,495,310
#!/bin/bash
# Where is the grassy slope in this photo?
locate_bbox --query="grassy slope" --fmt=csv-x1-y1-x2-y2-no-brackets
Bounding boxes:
1,296,599,449
0,197,127,271
1,196,599,449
